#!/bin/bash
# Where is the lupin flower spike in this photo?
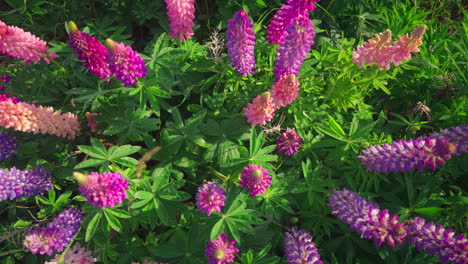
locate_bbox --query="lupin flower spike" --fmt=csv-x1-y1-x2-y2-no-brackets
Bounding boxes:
430,125,468,155
0,167,53,201
328,188,407,247
239,164,272,197
243,91,277,126
226,10,256,77
269,74,300,107
284,227,323,264
205,232,239,264
45,243,99,264
277,128,301,156
0,132,18,161
164,0,195,42
196,181,226,216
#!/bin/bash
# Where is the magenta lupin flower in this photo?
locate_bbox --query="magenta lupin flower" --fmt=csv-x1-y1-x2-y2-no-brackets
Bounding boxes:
74,171,130,208
1,74,10,90
358,137,457,173
277,128,301,156
205,232,239,264
23,208,85,255
239,164,272,197
269,74,300,108
196,181,226,216
45,243,99,264
0,20,56,63
105,39,147,87
226,10,256,77
266,0,319,45
406,217,468,264
0,132,18,161
284,227,323,264
67,21,111,79
431,125,468,155
164,0,195,42
0,167,52,201
328,188,407,247
243,91,277,126
273,19,316,81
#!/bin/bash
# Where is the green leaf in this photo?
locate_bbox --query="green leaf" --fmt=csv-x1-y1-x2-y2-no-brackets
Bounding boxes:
414,207,444,215
109,145,141,158
78,145,107,159
112,157,139,167
134,191,154,200
210,219,225,240
106,208,131,219
85,212,102,242
103,208,122,232
74,158,106,169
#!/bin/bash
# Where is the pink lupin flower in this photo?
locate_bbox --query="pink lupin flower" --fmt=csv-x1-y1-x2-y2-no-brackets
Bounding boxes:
45,243,99,264
67,21,111,79
352,30,394,70
0,95,81,139
389,24,426,66
239,164,272,197
164,0,195,42
242,92,277,126
205,232,239,264
105,39,147,87
269,74,299,107
0,20,56,63
196,181,226,216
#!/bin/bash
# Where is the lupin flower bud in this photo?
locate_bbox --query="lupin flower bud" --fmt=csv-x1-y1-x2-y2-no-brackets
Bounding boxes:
226,10,256,77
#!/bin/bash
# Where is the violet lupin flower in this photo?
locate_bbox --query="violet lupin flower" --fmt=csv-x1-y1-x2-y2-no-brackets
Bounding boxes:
0,132,18,161
328,188,407,247
0,167,53,201
105,39,147,87
67,21,111,79
277,128,301,156
205,232,239,264
226,10,256,77
239,164,272,197
273,19,316,81
74,171,130,208
164,0,195,42
358,137,457,173
23,208,85,255
431,125,468,155
266,0,319,45
284,227,323,264
406,217,468,264
196,181,226,216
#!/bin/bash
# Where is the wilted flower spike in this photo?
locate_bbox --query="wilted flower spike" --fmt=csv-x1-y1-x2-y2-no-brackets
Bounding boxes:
0,95,81,139
226,10,256,77
242,92,277,126
430,125,468,155
239,164,272,197
164,0,195,42
277,128,301,156
0,167,53,201
407,217,468,264
269,74,300,107
67,21,111,79
266,0,319,45
358,136,457,173
75,171,130,208
0,20,56,63
0,132,18,161
284,227,323,264
328,188,407,247
45,243,99,264
105,39,147,87
205,232,239,264
196,181,226,216
274,20,316,80
23,208,85,255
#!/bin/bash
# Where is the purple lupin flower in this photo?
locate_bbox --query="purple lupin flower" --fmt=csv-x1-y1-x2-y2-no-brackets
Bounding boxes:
67,21,111,79
74,171,130,208
1,74,10,91
226,10,256,77
406,217,468,264
239,164,272,197
273,19,316,81
431,125,468,155
196,181,226,216
23,208,85,255
0,132,18,161
205,232,239,264
277,128,301,156
105,38,147,87
0,167,53,201
266,0,319,45
358,137,457,173
328,188,407,247
284,227,323,264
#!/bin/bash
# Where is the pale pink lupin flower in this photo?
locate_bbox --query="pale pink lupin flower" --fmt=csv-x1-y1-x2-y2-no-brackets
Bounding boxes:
0,20,56,63
0,96,80,139
164,0,195,42
352,29,394,70
390,24,426,66
242,91,277,126
269,74,299,108
45,243,99,264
